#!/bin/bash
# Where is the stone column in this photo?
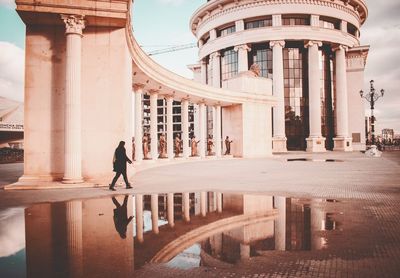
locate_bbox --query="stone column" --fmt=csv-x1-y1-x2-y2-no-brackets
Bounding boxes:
135,194,144,243
211,52,221,88
234,44,251,73
215,105,222,157
216,192,222,213
305,41,326,152
199,102,206,158
166,95,174,158
200,59,207,84
183,192,190,222
151,194,159,234
133,84,144,162
270,40,287,153
65,200,83,277
181,98,190,158
200,191,207,217
167,193,175,227
149,90,159,159
61,15,85,184
333,45,353,151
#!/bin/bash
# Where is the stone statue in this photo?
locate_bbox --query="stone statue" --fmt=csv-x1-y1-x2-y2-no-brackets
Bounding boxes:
142,133,149,159
240,63,261,77
174,134,182,157
159,133,167,158
207,135,214,156
191,136,200,157
224,136,233,155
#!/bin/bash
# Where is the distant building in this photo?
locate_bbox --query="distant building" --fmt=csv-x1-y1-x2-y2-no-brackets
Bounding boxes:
382,129,394,142
0,97,24,149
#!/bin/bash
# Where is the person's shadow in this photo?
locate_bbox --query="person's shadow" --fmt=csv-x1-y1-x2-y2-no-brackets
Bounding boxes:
112,196,133,239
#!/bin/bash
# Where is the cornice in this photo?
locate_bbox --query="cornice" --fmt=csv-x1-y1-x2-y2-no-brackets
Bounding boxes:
191,0,367,35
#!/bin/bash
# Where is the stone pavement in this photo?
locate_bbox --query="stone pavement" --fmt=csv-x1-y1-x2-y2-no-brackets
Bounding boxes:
0,152,400,277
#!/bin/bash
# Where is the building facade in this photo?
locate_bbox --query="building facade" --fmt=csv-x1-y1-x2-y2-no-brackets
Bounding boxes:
191,0,369,152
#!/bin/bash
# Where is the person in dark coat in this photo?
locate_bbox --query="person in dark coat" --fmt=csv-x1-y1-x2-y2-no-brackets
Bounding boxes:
112,196,133,239
109,141,132,191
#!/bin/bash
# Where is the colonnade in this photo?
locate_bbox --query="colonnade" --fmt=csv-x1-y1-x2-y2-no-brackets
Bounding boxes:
134,192,223,243
132,85,223,162
202,40,352,152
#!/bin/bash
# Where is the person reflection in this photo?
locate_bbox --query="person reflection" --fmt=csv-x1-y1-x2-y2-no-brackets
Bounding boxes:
112,196,133,239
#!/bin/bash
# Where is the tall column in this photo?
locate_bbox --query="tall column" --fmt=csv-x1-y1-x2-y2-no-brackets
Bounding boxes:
200,59,207,84
65,200,83,277
151,194,159,234
215,105,222,157
200,191,207,217
181,98,190,158
216,192,222,213
149,90,158,159
183,192,190,222
305,41,326,152
61,15,85,184
211,52,221,88
199,102,206,158
270,40,287,153
167,193,175,227
234,44,251,73
135,194,144,243
166,95,174,158
333,45,353,151
133,84,144,162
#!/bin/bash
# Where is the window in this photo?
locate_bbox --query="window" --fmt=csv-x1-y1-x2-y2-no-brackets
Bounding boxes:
206,55,213,85
221,48,238,81
248,44,273,77
245,17,272,29
347,23,358,37
319,16,340,30
218,25,235,37
282,15,310,26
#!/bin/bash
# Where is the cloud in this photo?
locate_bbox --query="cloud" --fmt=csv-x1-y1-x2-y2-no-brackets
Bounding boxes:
0,41,24,102
0,0,16,8
360,0,400,133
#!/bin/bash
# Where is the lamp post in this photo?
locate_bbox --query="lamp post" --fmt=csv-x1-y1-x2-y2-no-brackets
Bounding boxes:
360,80,384,146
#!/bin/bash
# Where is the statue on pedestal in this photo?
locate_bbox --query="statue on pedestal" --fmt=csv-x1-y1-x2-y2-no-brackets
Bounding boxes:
175,134,182,157
207,135,214,156
240,63,261,77
191,136,200,157
142,133,150,159
225,136,233,155
159,133,167,158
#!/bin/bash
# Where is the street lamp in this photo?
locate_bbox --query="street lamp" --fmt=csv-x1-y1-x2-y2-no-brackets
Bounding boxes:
360,80,385,146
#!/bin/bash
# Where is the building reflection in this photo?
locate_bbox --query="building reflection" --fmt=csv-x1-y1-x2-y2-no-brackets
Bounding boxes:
18,192,340,275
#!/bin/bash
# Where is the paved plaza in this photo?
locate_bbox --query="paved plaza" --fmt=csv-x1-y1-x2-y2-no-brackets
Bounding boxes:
1,152,400,277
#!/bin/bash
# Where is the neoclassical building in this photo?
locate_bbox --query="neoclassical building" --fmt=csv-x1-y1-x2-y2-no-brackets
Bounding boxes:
190,0,369,152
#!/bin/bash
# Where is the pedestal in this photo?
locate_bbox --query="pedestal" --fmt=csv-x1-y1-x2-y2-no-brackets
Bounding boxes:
306,137,326,153
272,137,287,153
333,137,353,152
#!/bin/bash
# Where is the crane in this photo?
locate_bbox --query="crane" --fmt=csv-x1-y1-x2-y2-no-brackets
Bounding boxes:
142,43,197,56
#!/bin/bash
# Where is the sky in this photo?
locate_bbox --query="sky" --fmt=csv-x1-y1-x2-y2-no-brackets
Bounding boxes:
0,0,399,134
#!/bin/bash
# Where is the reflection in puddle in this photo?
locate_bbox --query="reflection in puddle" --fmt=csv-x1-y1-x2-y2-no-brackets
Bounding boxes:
0,193,343,276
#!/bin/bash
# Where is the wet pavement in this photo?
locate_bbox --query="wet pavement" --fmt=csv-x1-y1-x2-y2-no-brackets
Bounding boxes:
1,191,400,277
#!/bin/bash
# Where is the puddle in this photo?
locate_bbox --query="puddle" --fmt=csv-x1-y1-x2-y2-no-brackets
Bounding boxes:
0,192,343,276
287,158,344,162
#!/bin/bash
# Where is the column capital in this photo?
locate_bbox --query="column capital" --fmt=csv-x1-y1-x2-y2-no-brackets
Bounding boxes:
133,83,145,92
234,44,251,52
210,51,221,59
165,94,174,101
61,14,85,35
304,40,322,48
332,44,349,52
269,40,285,48
148,89,159,95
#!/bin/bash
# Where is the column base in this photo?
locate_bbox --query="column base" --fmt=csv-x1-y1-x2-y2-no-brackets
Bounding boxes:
306,137,326,153
62,177,84,184
333,137,353,152
272,137,287,153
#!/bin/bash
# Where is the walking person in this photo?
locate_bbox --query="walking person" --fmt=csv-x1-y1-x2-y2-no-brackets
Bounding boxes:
109,141,133,191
